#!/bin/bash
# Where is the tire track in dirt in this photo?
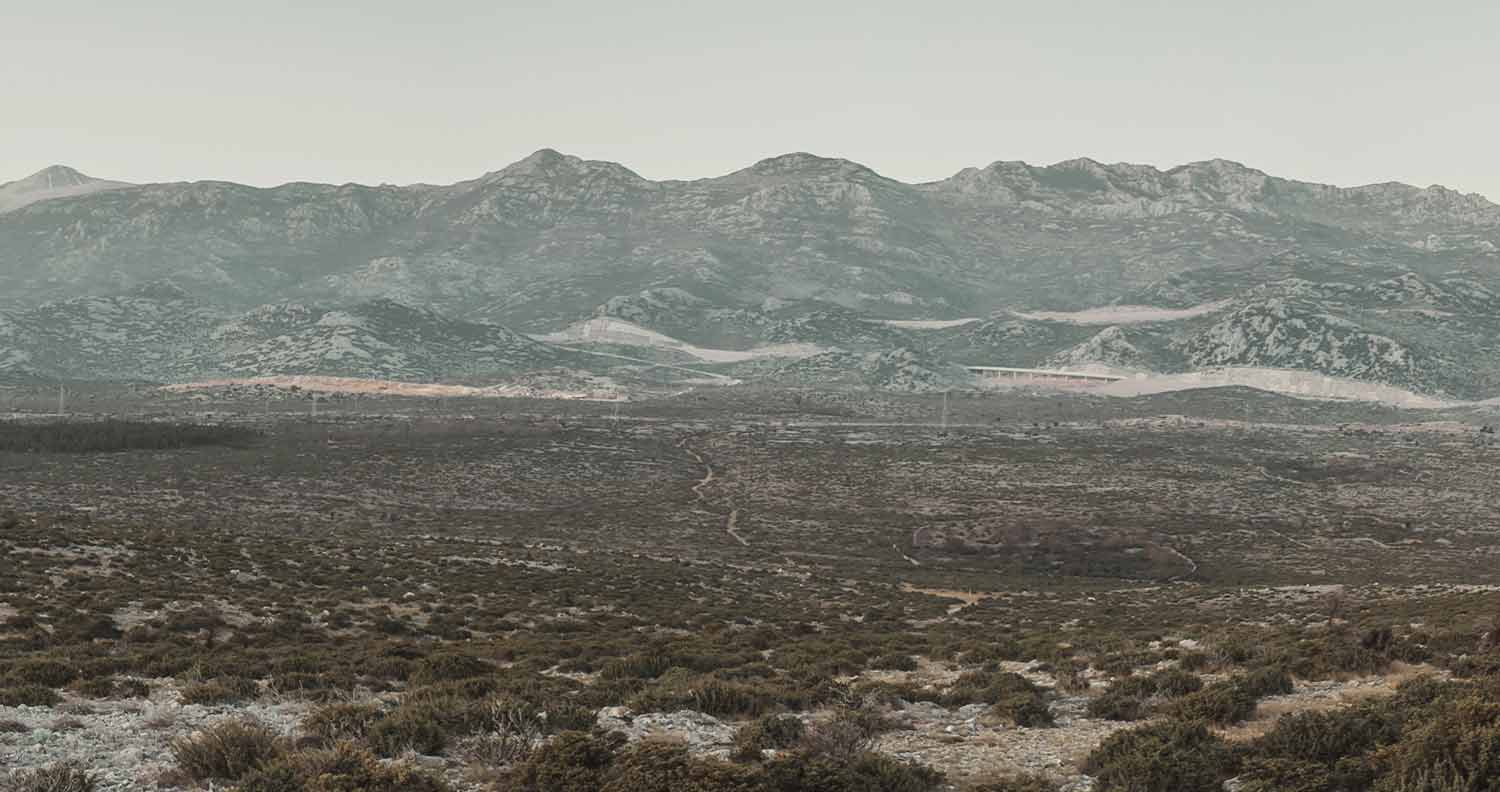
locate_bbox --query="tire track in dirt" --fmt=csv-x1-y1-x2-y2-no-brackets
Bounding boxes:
677,436,749,547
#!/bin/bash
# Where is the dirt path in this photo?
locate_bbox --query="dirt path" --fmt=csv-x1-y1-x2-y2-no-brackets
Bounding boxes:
1164,544,1199,580
678,437,749,547
725,509,748,547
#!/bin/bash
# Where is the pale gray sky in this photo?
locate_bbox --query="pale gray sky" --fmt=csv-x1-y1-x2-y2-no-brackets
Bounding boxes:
5,0,1497,199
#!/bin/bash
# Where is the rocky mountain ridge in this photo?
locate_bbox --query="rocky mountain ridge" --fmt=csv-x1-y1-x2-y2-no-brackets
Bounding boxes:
1,151,1496,396
3,150,1496,316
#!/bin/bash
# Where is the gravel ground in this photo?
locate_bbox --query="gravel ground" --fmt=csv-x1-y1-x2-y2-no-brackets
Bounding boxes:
0,680,311,790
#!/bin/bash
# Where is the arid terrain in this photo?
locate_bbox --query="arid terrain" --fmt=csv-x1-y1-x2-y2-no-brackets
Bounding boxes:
4,385,1500,791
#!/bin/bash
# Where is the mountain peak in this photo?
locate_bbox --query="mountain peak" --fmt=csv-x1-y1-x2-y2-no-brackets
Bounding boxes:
14,165,96,189
489,149,647,184
746,152,876,177
32,163,93,183
0,164,131,213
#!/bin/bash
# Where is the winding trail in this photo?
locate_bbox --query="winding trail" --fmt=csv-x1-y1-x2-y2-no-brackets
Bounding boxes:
1164,544,1200,581
677,436,749,547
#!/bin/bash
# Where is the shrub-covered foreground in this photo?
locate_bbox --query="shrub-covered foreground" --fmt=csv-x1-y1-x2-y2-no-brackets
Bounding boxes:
1086,674,1500,792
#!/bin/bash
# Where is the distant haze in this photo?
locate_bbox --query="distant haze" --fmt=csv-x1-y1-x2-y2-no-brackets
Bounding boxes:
4,0,1497,200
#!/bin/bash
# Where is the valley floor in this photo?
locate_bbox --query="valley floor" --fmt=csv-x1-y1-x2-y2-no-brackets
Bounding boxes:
3,387,1500,790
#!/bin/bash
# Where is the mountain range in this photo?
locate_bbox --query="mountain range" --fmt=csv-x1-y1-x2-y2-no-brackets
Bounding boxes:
1,152,1497,397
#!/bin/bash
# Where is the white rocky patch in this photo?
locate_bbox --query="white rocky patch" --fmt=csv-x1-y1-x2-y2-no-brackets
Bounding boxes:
1013,300,1231,325
534,317,824,363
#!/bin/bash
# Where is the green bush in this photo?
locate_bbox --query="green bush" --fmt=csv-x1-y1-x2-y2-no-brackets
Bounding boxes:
1084,720,1235,792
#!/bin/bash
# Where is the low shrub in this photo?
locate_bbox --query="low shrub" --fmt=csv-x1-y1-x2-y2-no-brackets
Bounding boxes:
545,702,599,733
1238,667,1294,699
301,701,384,744
1083,720,1236,792
508,730,627,792
236,742,450,792
1234,758,1340,792
1087,689,1149,722
1374,696,1500,792
367,703,448,757
1146,667,1202,698
170,718,284,782
1170,681,1258,725
180,676,260,705
599,652,676,681
732,714,807,761
799,711,882,763
1250,705,1402,766
869,653,919,672
940,671,1042,708
763,751,945,792
2,762,97,792
968,773,1061,792
0,685,61,707
409,652,495,685
7,659,78,688
456,729,537,767
989,689,1055,728
600,741,765,792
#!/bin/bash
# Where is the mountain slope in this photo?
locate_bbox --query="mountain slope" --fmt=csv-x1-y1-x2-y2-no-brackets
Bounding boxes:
0,295,584,383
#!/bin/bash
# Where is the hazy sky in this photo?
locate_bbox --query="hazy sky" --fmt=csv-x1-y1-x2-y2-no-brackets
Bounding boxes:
6,0,1497,199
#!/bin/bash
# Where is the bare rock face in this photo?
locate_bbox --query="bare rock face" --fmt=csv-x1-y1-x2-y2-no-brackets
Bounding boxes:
1174,298,1441,392
1045,327,1146,370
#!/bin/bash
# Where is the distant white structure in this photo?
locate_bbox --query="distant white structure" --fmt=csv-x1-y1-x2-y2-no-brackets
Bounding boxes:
965,365,1125,385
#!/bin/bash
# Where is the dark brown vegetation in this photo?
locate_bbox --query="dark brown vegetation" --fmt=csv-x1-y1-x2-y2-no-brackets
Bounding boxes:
0,419,259,453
